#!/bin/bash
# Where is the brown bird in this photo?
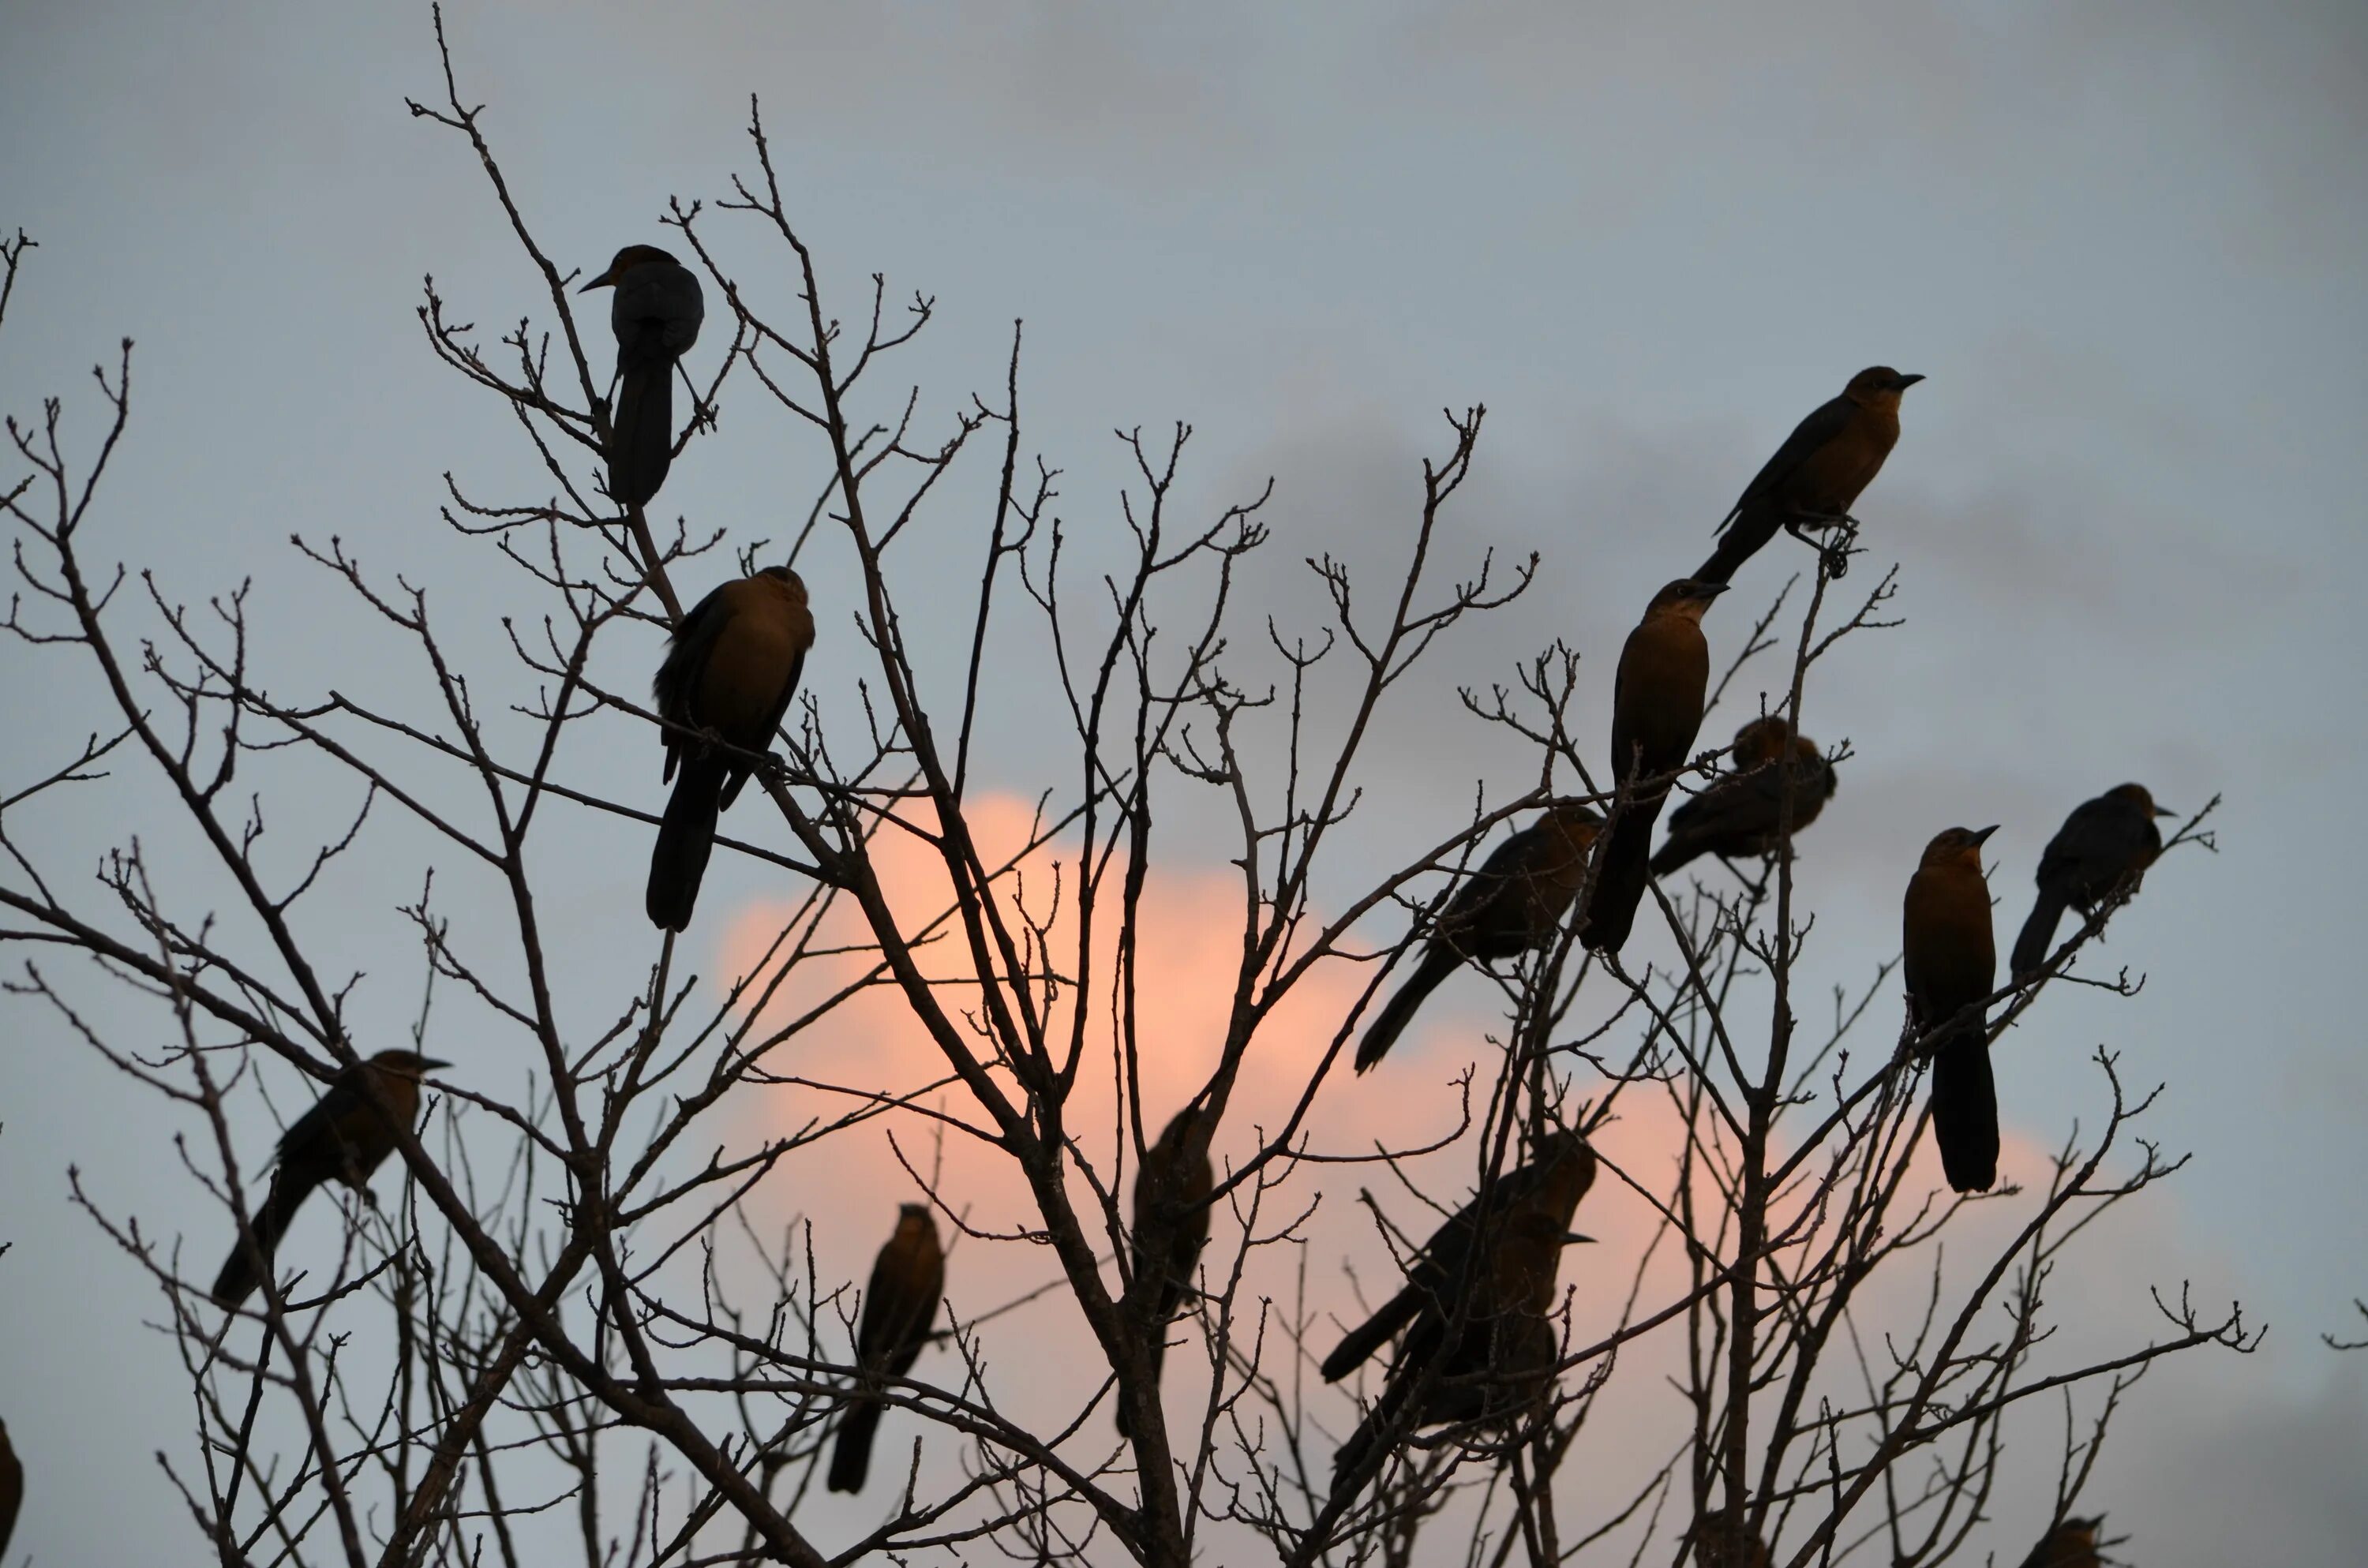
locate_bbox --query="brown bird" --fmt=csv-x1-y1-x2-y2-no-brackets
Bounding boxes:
0,1416,19,1560
1902,825,1999,1193
209,1050,448,1310
1685,1510,1774,1568
1117,1101,1217,1438
1355,803,1604,1072
581,244,705,510
1325,1129,1596,1486
2017,1516,2104,1568
2010,784,2174,980
1583,579,1727,955
827,1203,946,1495
646,567,815,931
1650,715,1838,878
1696,366,1924,586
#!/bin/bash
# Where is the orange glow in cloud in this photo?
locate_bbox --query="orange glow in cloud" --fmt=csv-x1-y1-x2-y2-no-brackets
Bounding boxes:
707,792,2164,1544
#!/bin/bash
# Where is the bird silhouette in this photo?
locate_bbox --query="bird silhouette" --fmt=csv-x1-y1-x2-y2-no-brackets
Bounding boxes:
2011,784,2172,980
1651,716,1837,878
828,1203,946,1494
1696,366,1924,586
582,244,704,509
1902,826,2000,1193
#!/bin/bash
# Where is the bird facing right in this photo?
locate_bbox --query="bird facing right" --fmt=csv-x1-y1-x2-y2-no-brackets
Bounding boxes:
646,567,815,932
1902,825,2000,1193
210,1050,448,1310
1695,365,1924,586
1583,578,1727,955
582,244,705,510
1354,801,1602,1072
2016,1515,2104,1568
2010,784,2174,981
1650,714,1838,878
1323,1128,1596,1491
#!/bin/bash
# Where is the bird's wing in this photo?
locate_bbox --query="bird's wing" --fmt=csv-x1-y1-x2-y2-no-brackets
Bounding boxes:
652,581,736,732
275,1067,364,1162
856,1236,943,1377
1715,394,1853,534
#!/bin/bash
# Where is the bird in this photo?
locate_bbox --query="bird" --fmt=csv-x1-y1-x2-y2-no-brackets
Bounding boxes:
1684,1511,1774,1568
1650,715,1838,878
1324,1128,1596,1487
582,244,705,510
646,566,815,931
1695,366,1924,586
1354,802,1604,1072
827,1203,946,1494
1117,1101,1216,1438
2017,1516,2104,1568
1583,579,1727,955
0,1416,19,1559
2010,784,2174,981
1902,825,2000,1193
209,1050,448,1310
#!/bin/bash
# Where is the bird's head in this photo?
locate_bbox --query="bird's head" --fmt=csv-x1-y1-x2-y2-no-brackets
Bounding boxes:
894,1202,937,1239
369,1050,449,1077
1920,824,1997,870
2106,781,2175,818
1643,578,1729,623
580,245,681,293
1843,365,1925,410
755,564,809,608
1729,714,1793,765
1543,799,1604,846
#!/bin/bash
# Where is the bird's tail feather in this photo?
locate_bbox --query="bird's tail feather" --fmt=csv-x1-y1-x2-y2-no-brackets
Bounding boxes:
1354,949,1458,1073
1931,1035,1999,1194
646,758,725,932
1320,1286,1421,1383
2010,890,2069,980
210,1169,320,1309
1115,1334,1169,1439
826,1396,885,1494
609,357,677,511
1649,828,1707,879
1330,1368,1415,1490
1581,806,1663,955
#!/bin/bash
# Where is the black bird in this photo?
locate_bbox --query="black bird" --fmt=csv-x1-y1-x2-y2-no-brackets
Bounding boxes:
1355,803,1602,1072
211,1051,447,1310
1696,366,1924,586
1325,1129,1596,1488
2010,784,2173,981
1650,715,1838,878
1902,826,2000,1194
582,244,705,509
1117,1101,1216,1438
827,1204,946,1494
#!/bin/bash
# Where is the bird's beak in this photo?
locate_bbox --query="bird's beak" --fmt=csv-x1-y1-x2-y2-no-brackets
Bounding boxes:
1971,824,1999,844
2152,803,2178,818
1564,1232,1597,1245
1894,372,1926,389
579,268,616,294
1696,582,1730,599
418,1057,452,1071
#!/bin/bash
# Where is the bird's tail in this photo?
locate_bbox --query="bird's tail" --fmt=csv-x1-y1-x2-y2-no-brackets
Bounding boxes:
646,756,725,932
1330,1367,1416,1491
2010,889,2070,981
1581,804,1663,956
1930,1035,1999,1194
1320,1286,1421,1383
1649,825,1709,879
609,353,677,511
826,1393,886,1494
1354,949,1459,1073
210,1168,320,1309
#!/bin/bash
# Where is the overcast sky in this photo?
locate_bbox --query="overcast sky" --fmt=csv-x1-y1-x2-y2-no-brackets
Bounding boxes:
3,2,2364,1564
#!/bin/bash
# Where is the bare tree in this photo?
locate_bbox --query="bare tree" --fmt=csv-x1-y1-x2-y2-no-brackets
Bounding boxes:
0,16,2254,1566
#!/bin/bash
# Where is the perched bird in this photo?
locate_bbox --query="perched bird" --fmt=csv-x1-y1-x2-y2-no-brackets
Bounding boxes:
1355,803,1603,1072
646,567,815,931
2017,1516,2104,1568
1325,1129,1596,1486
1695,366,1924,586
1583,579,1727,955
2010,784,2174,981
1685,1510,1774,1568
1117,1101,1217,1438
1650,715,1838,878
582,244,705,509
827,1203,946,1495
1902,826,2000,1193
0,1416,19,1559
210,1051,448,1310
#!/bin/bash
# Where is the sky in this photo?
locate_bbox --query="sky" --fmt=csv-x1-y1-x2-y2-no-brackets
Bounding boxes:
2,1,2364,1563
